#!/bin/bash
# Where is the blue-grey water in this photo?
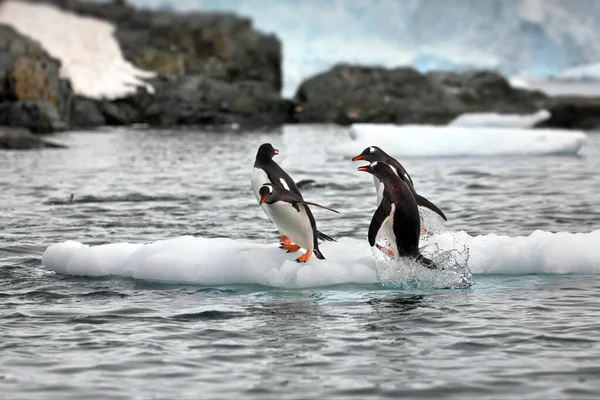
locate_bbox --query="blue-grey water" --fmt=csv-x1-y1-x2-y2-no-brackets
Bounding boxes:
1,125,600,399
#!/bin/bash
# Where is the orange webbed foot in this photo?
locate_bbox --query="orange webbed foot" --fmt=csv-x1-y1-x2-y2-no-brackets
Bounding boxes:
280,243,301,253
295,251,313,263
376,244,395,257
279,234,292,246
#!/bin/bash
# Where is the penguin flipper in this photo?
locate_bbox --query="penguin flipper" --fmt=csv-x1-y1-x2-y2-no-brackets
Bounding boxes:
414,193,447,221
368,200,392,247
293,201,340,214
317,230,336,242
416,253,438,269
296,179,316,189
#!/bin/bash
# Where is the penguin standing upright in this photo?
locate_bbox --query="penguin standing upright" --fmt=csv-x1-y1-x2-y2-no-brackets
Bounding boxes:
357,162,436,269
257,183,339,262
251,143,336,251
352,146,446,221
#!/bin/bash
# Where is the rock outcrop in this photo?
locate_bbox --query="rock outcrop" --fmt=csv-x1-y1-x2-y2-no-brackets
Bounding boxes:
0,24,71,132
24,0,282,92
535,96,600,130
293,64,548,125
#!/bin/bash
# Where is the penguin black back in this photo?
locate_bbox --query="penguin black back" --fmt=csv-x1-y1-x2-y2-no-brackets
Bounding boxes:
253,143,301,196
358,162,437,269
258,184,340,261
352,145,447,221
253,143,336,243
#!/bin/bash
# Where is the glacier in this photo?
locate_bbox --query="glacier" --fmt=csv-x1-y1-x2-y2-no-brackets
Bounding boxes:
124,0,600,97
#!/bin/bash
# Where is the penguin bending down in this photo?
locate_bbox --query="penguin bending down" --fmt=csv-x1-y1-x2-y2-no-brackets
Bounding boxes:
251,143,336,251
357,162,437,269
352,146,447,221
258,183,339,263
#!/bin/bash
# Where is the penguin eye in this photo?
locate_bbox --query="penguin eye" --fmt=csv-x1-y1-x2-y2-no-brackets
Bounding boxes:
369,147,374,154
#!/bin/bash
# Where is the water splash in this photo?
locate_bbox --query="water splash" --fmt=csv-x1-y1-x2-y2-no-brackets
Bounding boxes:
373,227,473,290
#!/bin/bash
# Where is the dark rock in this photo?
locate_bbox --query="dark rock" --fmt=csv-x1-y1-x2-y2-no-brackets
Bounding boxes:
69,97,106,128
142,75,292,128
535,96,600,130
25,0,283,92
0,127,67,150
294,64,548,125
0,24,72,131
0,101,67,133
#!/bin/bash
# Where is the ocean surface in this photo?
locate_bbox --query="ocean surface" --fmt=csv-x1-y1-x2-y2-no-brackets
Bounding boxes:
1,125,600,399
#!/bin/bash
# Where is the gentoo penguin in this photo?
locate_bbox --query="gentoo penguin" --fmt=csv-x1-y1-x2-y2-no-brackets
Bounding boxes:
357,162,437,269
258,183,339,262
251,143,336,251
352,146,447,221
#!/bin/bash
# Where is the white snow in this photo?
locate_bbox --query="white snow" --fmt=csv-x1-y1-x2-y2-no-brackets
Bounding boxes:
449,110,550,128
326,124,586,158
0,0,155,100
41,229,600,289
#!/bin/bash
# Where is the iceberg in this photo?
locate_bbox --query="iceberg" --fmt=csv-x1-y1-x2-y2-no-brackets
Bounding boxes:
41,229,600,290
449,110,550,128
327,124,586,158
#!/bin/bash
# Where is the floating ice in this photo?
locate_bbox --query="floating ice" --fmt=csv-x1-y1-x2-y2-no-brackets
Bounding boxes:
327,124,586,158
0,0,155,100
449,110,550,129
41,229,600,289
556,62,600,81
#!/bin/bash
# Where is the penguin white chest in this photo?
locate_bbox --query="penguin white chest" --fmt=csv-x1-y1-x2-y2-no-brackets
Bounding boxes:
382,204,398,252
373,176,384,205
251,167,275,221
251,167,270,202
264,202,314,252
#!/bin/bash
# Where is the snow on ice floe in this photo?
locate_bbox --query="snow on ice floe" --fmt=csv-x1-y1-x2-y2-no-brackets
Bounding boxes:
0,0,155,99
41,229,600,290
449,110,550,129
326,124,586,158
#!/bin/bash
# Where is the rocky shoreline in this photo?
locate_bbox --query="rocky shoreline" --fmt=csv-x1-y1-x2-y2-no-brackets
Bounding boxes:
1,0,600,150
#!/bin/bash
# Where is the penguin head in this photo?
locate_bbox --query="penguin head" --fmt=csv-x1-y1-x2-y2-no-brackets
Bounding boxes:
352,146,384,162
256,143,279,160
357,161,395,179
258,183,275,205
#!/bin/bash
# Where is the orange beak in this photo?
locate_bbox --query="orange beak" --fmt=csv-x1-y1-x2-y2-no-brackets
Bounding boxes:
274,149,280,155
260,195,268,205
352,155,366,161
357,166,370,172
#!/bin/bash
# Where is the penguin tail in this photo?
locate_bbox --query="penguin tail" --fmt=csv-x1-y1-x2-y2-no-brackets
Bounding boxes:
416,253,438,270
317,230,337,242
314,248,326,260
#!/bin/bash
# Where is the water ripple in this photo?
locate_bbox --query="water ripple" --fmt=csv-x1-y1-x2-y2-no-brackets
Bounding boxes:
1,126,600,399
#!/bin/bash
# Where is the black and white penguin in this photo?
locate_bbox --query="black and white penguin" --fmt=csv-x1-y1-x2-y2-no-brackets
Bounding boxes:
357,162,437,269
251,143,336,251
352,145,447,221
258,183,339,263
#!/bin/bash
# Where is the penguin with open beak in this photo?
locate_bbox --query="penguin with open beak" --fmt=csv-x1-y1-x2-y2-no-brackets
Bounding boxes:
352,145,446,221
357,162,437,269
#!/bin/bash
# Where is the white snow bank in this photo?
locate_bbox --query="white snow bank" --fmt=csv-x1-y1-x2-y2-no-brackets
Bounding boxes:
326,124,586,158
449,110,550,128
41,229,600,289
0,0,155,99
556,62,600,81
